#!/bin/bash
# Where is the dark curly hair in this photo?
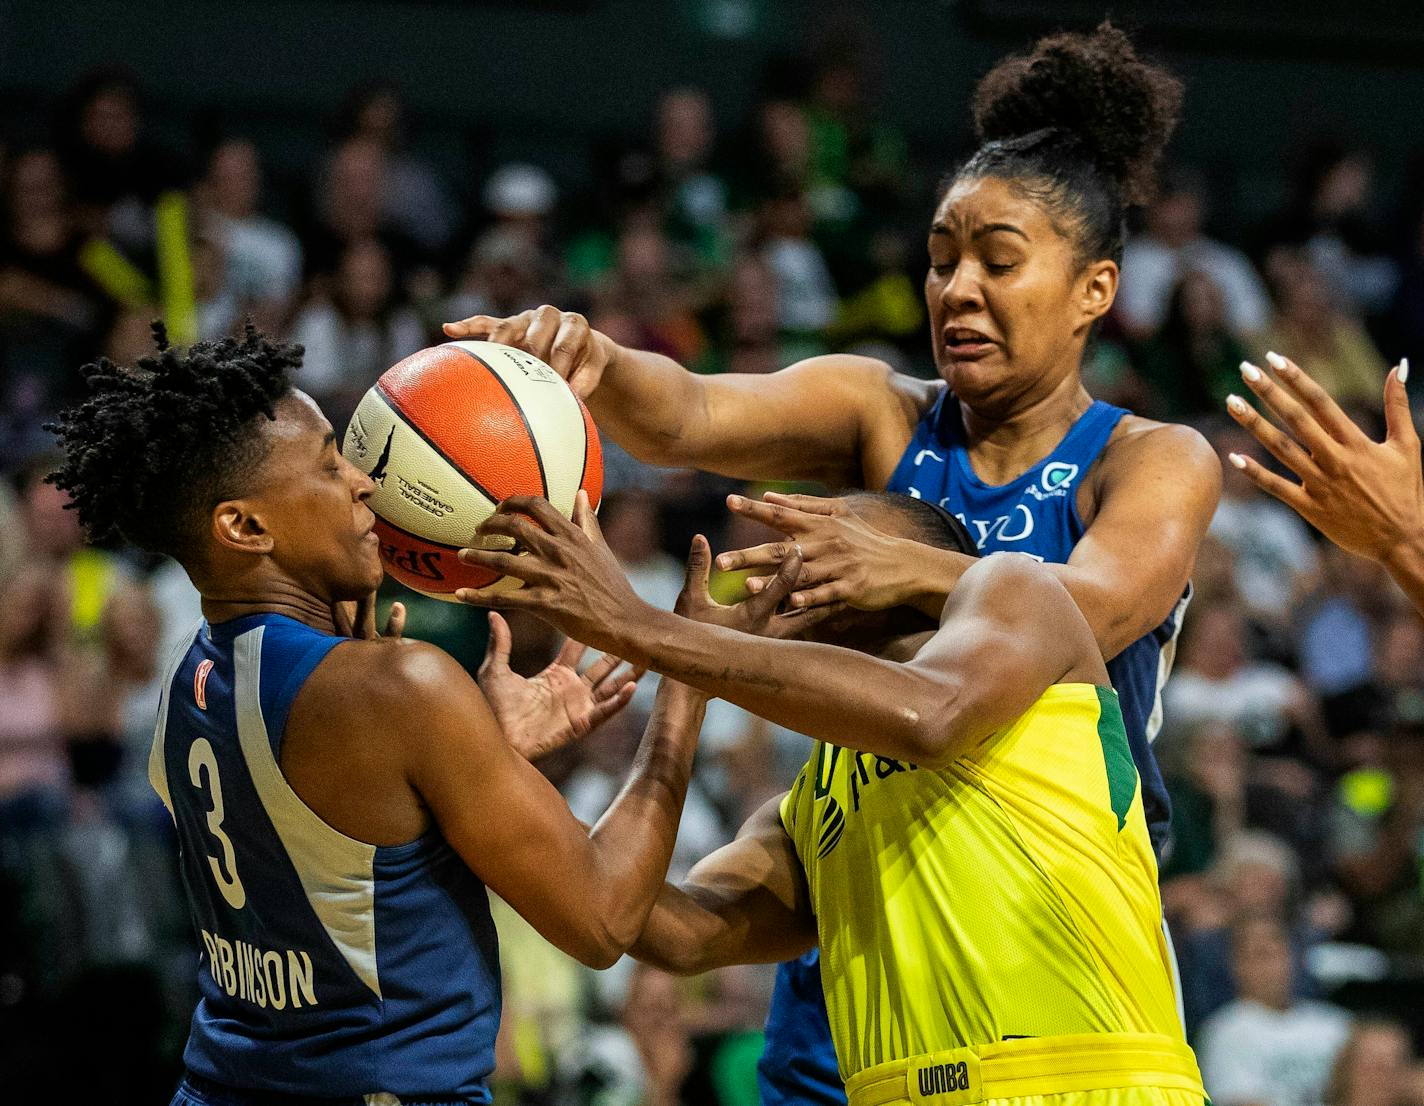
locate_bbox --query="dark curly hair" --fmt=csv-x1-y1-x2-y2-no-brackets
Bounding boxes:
948,22,1183,267
46,322,301,563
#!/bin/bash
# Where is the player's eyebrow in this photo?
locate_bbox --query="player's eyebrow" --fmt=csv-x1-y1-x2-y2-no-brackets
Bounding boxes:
320,430,336,452
973,222,1029,241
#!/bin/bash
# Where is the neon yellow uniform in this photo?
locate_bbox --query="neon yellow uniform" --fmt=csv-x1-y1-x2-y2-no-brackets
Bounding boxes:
781,683,1205,1106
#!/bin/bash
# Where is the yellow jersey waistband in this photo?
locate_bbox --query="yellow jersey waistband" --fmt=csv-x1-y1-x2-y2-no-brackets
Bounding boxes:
844,1033,1205,1106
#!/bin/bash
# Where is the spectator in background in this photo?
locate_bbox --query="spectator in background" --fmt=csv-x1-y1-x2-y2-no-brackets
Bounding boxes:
444,225,550,325
482,162,558,258
189,230,239,341
654,87,731,269
335,80,458,260
1267,142,1399,320
1171,830,1332,1032
1165,600,1329,761
0,564,70,832
1118,166,1271,340
714,252,783,376
289,236,425,422
1207,424,1320,627
591,216,709,370
1330,721,1424,957
1135,270,1250,417
306,136,418,279
53,66,185,248
1259,247,1389,406
192,138,302,331
754,178,837,360
1324,1018,1417,1106
1197,915,1352,1106
0,147,118,456
1297,546,1396,708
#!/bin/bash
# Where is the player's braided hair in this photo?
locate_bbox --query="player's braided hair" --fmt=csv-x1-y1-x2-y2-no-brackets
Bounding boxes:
949,22,1183,266
47,321,301,562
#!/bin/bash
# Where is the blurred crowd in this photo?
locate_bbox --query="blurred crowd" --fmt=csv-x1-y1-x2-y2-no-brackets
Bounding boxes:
3,53,1424,1106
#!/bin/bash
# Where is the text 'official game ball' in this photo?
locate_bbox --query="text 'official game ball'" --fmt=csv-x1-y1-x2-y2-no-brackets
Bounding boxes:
343,341,603,601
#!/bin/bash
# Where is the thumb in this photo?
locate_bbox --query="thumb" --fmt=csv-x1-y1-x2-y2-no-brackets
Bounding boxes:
573,489,603,542
482,611,513,672
1385,361,1418,446
746,546,804,621
683,534,712,602
384,601,406,640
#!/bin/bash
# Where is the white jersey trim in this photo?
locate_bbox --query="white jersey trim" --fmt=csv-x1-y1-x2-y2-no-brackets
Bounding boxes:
233,627,383,999
1145,584,1192,743
149,620,204,817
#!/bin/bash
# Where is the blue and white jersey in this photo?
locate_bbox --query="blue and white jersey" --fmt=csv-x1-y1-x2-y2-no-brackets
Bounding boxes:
885,390,1186,852
760,392,1190,1106
149,613,500,1102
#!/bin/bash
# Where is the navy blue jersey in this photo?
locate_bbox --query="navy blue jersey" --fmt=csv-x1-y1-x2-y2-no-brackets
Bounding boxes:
759,393,1189,1106
149,613,500,1101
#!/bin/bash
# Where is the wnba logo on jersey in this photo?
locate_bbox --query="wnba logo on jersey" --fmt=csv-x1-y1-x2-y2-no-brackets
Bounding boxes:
194,660,214,710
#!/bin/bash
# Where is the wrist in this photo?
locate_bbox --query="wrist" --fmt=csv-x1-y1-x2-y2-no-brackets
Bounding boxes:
895,541,963,618
1382,530,1424,578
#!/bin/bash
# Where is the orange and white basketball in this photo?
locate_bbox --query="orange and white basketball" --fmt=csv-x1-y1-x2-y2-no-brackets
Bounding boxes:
342,341,603,601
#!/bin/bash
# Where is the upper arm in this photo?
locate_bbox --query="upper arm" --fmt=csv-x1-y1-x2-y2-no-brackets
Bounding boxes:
380,643,625,965
905,557,1105,761
687,355,928,485
636,794,814,974
1069,422,1221,657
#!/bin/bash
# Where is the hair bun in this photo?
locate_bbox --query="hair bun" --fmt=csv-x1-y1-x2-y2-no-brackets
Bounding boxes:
972,22,1182,205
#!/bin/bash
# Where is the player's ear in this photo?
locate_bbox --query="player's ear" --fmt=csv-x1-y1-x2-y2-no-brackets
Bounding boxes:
212,499,275,556
1078,258,1118,325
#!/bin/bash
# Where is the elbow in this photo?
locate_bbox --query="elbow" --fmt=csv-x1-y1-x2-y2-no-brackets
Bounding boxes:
570,922,626,971
901,696,963,770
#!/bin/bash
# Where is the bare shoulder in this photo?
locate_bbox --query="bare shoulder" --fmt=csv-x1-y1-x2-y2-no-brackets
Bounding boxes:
303,637,475,727
1107,415,1220,480
956,552,1073,609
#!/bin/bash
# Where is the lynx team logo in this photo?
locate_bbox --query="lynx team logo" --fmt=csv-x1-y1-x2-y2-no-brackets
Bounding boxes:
1027,461,1079,502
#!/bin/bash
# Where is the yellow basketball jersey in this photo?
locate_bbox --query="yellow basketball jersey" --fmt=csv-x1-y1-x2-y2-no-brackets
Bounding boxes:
781,683,1184,1080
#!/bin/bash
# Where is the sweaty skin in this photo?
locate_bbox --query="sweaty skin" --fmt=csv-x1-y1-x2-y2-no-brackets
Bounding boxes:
444,176,1220,663
186,392,707,970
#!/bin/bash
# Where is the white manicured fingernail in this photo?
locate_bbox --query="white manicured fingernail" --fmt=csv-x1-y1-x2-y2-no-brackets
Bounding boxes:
1227,394,1248,414
1265,351,1287,371
1241,362,1263,384
1228,453,1247,470
1400,358,1410,385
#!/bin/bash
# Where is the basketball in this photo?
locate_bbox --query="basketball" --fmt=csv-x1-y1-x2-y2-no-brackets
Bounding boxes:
342,340,603,601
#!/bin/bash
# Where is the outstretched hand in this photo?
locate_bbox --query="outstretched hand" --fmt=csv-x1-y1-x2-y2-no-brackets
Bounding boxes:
1226,353,1424,565
442,304,617,399
716,492,921,611
478,612,643,762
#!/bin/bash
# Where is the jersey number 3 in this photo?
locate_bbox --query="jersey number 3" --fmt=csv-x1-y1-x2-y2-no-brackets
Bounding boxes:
189,738,247,910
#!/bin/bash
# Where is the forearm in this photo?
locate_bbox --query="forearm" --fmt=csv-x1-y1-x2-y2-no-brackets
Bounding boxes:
1383,535,1424,619
897,548,1144,658
585,345,705,466
602,607,958,765
584,680,708,953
